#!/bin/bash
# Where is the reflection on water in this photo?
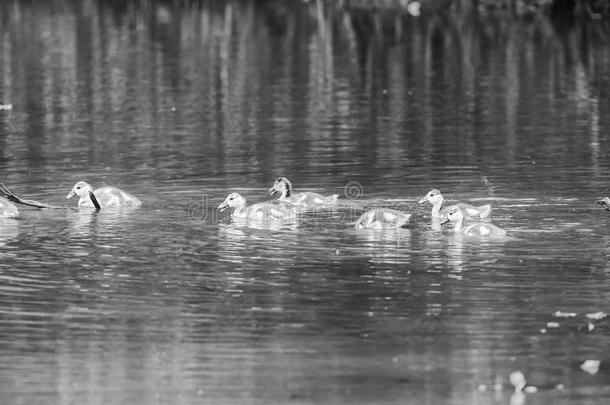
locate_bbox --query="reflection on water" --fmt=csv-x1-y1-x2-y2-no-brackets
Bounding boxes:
0,219,19,247
352,226,411,264
1,0,610,404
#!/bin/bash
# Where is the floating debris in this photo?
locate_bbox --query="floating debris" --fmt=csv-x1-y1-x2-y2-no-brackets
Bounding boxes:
510,371,538,394
546,322,560,328
553,311,577,318
510,371,526,392
0,104,13,111
586,312,607,320
581,360,601,375
407,1,421,16
596,197,610,210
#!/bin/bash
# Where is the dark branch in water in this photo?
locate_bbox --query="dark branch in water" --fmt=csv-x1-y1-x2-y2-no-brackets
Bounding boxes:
0,183,62,209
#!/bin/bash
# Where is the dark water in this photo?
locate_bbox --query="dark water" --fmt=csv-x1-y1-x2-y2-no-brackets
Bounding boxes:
1,1,610,404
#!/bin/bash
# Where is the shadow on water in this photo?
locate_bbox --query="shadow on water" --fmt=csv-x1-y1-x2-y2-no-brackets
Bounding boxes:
0,0,609,404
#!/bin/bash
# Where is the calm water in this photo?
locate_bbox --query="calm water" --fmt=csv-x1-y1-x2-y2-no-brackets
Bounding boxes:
1,1,610,404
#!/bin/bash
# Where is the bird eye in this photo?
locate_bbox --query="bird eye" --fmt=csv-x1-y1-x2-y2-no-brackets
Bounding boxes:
76,186,81,189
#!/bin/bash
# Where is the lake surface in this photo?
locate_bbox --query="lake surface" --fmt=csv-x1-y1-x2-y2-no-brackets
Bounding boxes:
1,1,609,404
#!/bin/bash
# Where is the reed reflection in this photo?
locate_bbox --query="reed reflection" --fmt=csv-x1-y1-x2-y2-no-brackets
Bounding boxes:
0,1,606,184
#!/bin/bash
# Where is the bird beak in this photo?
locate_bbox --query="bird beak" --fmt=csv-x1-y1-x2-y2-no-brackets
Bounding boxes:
440,217,450,225
268,186,278,195
218,201,229,212
417,196,428,204
66,190,75,199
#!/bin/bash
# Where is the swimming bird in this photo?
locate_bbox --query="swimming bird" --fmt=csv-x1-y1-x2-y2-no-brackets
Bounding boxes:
66,181,142,209
597,197,610,210
218,192,296,221
269,177,338,209
418,189,491,219
354,208,411,230
0,197,19,218
441,207,506,237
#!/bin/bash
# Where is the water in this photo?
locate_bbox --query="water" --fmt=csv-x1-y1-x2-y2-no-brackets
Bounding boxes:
1,1,610,404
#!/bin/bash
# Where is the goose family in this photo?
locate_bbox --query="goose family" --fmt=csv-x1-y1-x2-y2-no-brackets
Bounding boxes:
269,177,338,209
1,178,509,237
31,177,610,240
